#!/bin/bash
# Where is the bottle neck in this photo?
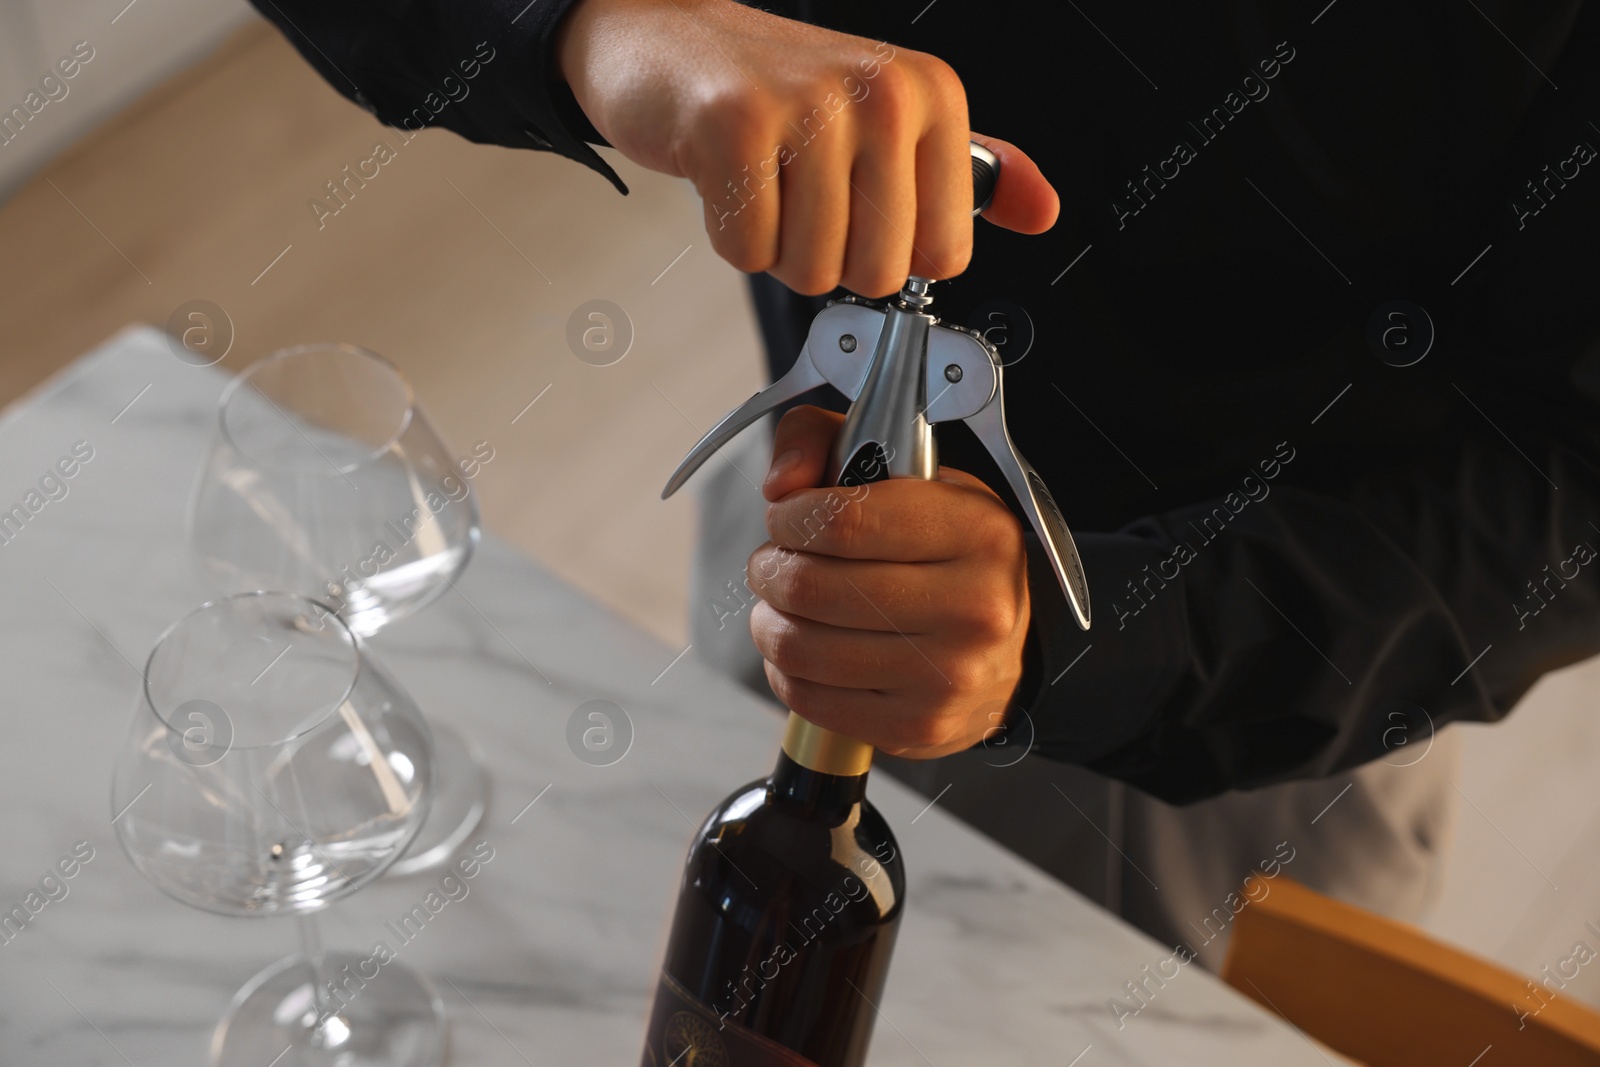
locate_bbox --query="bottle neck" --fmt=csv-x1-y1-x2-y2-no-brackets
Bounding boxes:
772,712,871,817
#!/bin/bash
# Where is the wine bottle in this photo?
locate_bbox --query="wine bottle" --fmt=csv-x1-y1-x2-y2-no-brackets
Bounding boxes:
641,713,903,1067
642,146,993,1065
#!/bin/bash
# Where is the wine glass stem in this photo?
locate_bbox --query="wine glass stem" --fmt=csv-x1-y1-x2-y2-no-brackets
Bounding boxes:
298,914,339,1023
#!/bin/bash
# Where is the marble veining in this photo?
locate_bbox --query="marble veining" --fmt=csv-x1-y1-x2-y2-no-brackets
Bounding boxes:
0,327,1340,1064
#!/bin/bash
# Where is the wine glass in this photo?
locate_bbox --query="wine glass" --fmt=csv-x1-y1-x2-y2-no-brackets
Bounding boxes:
188,343,487,875
112,592,443,1066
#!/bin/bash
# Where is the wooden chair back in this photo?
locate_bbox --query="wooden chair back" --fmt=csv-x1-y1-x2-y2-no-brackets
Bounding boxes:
1221,876,1600,1066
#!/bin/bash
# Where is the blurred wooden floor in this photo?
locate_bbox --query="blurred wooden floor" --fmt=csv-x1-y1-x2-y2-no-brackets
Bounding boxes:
0,17,765,647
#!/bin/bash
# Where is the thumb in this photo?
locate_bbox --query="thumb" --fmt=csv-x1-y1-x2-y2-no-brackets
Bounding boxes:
972,134,1060,235
764,405,843,502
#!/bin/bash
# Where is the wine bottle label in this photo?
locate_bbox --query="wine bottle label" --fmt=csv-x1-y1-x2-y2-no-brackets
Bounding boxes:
641,970,820,1067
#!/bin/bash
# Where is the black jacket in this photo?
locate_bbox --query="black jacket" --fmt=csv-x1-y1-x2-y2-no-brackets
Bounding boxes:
251,0,1600,802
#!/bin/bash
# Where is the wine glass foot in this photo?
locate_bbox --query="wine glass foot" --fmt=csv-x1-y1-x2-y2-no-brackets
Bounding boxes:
211,951,446,1067
387,722,489,877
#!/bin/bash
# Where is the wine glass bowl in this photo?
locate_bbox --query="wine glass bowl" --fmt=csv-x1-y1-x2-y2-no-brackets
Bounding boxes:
112,592,433,916
190,343,478,637
113,592,446,1066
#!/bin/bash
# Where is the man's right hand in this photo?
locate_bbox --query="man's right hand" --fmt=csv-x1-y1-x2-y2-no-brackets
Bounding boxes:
555,0,1059,296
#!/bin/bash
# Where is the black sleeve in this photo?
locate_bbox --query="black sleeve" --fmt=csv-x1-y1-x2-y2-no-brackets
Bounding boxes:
245,0,628,193
1021,409,1600,805
1010,4,1600,805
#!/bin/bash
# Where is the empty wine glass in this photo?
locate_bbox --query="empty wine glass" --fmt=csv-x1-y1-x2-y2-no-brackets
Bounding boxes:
112,592,443,1066
188,343,487,874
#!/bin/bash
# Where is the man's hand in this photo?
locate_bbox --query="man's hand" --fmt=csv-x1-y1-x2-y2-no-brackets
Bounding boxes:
555,0,1058,296
746,406,1031,759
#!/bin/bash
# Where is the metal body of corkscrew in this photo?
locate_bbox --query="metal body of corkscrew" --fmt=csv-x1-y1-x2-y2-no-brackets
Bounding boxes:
662,142,1091,631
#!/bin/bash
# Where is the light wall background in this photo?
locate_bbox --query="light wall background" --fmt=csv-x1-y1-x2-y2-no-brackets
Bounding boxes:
0,0,252,199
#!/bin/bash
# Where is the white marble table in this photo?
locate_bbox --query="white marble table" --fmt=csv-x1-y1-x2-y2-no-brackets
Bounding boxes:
0,327,1336,1064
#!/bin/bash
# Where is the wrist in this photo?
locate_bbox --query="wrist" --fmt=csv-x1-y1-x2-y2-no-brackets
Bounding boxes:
552,0,660,146
552,0,605,100
555,0,701,97
555,0,737,129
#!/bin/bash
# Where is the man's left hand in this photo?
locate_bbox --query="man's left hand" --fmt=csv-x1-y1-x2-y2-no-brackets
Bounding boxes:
747,405,1031,759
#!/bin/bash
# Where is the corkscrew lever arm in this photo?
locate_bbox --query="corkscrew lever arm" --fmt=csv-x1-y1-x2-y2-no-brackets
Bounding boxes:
660,352,827,499
922,320,1091,630
963,380,1092,631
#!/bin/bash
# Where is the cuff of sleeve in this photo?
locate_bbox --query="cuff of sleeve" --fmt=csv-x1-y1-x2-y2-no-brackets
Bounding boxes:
432,0,629,194
1019,530,1190,765
248,0,628,193
521,0,630,195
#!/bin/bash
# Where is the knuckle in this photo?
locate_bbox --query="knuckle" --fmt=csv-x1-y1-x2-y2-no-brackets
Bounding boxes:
711,224,775,274
745,547,777,595
942,655,991,695
917,54,967,110
763,618,811,677
782,560,825,618
861,60,917,126
744,247,780,274
777,261,842,297
964,594,1018,643
829,491,869,552
973,503,1022,558
841,262,907,300
754,554,798,613
772,500,810,548
766,664,829,723
920,234,972,280
699,88,768,148
900,710,954,752
763,659,799,707
791,76,850,127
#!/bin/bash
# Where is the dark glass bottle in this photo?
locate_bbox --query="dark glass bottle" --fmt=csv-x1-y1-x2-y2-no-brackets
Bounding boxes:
641,713,905,1067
